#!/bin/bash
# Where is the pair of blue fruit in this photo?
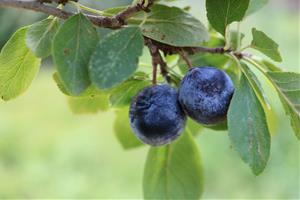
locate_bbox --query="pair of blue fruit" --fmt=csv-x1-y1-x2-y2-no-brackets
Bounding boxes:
129,66,235,146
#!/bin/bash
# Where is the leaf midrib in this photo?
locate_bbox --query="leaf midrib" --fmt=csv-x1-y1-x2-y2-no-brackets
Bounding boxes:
0,50,31,98
268,74,300,116
31,19,57,51
128,16,201,29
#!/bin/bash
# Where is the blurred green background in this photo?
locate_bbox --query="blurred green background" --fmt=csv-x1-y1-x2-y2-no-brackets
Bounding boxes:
0,0,299,198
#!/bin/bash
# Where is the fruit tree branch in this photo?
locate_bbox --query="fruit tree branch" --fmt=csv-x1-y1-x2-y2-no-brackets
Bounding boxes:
36,0,77,5
0,0,155,28
0,0,251,60
0,0,72,19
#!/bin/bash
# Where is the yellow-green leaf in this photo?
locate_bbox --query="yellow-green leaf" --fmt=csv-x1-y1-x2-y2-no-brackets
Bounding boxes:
251,28,282,62
68,94,109,114
0,27,41,101
114,108,144,149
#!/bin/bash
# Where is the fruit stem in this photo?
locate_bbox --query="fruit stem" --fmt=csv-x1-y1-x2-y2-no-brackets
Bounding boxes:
145,38,171,84
178,49,192,69
152,63,157,85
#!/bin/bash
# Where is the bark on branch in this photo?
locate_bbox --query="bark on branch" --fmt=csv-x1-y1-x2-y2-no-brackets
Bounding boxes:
37,0,78,5
0,0,155,28
0,0,249,59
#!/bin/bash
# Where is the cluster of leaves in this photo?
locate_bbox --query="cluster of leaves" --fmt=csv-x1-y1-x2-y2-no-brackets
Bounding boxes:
0,0,299,199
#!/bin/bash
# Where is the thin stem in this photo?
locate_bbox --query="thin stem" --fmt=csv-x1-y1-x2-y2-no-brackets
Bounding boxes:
157,53,171,83
0,0,72,19
0,0,254,64
145,38,171,83
227,52,242,69
139,12,148,27
37,0,77,4
152,63,158,85
178,49,192,69
0,0,156,28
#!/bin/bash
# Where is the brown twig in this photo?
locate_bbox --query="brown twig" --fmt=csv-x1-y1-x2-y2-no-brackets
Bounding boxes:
145,38,171,83
178,49,192,69
146,39,251,59
148,39,230,56
114,0,154,24
0,0,155,28
152,62,158,85
37,0,77,5
0,0,251,59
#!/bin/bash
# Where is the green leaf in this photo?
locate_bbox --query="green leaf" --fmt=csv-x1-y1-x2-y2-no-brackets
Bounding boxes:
0,27,41,101
53,72,105,97
55,69,110,114
267,71,300,140
246,0,268,17
114,108,144,149
133,4,209,46
68,93,109,114
203,32,225,47
224,62,240,87
228,75,270,175
26,18,59,58
53,72,69,95
240,63,270,109
229,31,245,50
52,13,98,96
109,78,150,107
259,60,282,72
89,27,143,89
206,0,250,36
143,131,203,199
104,5,209,46
186,119,202,136
204,120,228,131
251,28,282,62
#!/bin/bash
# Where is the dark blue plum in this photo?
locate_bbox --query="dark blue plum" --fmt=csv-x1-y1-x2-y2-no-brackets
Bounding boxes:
129,84,186,146
178,66,234,125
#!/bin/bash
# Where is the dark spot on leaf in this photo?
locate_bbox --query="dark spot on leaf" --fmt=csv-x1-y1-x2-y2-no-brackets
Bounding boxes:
64,48,70,55
183,6,191,11
161,34,166,40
